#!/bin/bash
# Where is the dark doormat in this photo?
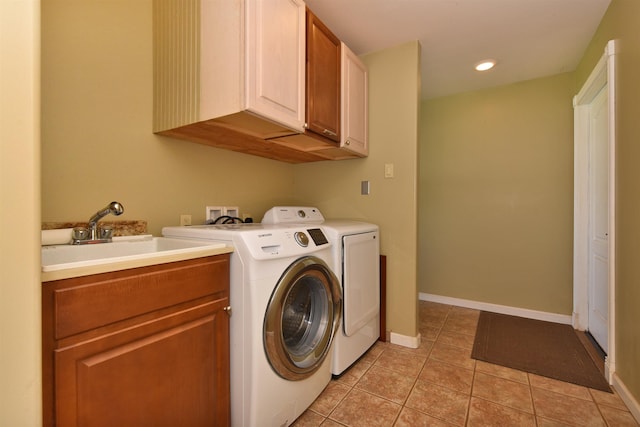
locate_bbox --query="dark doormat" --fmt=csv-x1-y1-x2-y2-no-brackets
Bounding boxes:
471,311,611,392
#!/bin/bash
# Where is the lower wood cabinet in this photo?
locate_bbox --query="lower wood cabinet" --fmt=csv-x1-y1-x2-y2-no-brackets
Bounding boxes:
42,254,231,427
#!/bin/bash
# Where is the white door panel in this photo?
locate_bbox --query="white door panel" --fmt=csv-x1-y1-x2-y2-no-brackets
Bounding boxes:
588,85,609,353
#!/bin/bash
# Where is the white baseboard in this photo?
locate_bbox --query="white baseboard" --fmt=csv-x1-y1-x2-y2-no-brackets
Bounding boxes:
419,292,573,325
389,331,421,349
612,373,640,424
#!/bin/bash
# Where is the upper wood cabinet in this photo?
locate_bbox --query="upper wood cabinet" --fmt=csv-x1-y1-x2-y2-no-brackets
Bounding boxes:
340,42,369,156
153,0,324,163
306,8,341,143
153,0,368,163
270,9,368,160
154,0,305,135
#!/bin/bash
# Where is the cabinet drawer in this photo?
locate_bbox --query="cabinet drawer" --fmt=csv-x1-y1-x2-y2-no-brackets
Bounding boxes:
49,255,229,340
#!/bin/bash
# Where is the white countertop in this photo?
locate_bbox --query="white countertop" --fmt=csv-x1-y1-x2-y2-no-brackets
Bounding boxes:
41,235,234,282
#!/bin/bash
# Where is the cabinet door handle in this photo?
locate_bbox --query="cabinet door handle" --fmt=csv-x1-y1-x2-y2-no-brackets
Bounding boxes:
345,140,351,146
223,306,232,316
323,129,337,137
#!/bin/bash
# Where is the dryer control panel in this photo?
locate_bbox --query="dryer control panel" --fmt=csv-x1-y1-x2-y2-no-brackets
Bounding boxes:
262,206,325,224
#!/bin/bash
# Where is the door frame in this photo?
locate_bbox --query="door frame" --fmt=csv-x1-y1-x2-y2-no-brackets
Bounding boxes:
573,39,618,383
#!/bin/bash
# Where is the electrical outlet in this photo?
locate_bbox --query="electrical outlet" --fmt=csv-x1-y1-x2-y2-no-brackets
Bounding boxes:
205,206,223,222
179,214,192,226
224,206,239,218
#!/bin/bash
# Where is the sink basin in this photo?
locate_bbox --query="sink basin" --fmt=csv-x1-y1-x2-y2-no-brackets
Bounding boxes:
42,235,228,273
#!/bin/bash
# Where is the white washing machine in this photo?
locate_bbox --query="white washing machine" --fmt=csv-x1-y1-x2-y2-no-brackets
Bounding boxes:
162,223,341,427
262,207,380,375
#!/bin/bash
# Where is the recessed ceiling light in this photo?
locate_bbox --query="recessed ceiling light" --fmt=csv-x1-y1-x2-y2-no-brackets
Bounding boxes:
475,60,496,71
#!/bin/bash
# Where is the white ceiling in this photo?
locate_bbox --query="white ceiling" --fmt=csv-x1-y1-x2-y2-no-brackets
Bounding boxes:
304,0,611,99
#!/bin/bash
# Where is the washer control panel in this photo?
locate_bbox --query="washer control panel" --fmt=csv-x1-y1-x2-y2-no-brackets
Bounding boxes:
294,231,309,247
307,228,328,246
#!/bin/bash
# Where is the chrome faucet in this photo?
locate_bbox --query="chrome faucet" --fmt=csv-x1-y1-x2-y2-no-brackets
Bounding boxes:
72,201,124,244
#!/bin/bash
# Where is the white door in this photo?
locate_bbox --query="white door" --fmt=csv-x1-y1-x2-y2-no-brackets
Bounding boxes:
588,85,609,353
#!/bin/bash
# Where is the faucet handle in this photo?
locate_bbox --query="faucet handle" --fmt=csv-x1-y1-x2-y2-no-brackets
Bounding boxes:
99,225,114,240
72,227,89,244
72,227,89,240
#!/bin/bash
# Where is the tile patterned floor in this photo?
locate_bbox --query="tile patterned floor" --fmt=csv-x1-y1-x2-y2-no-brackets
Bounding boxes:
293,301,639,427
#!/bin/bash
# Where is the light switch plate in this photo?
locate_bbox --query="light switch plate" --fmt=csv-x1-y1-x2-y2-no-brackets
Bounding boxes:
384,163,394,178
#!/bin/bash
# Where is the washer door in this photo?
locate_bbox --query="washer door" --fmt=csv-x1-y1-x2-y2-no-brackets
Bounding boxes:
264,256,342,381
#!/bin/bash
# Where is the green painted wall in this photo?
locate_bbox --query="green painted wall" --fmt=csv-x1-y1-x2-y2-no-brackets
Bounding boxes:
419,73,575,314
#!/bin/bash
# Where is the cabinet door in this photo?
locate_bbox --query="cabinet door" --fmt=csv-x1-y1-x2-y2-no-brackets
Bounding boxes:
341,42,368,156
306,8,341,143
54,301,230,427
343,232,379,335
245,0,306,132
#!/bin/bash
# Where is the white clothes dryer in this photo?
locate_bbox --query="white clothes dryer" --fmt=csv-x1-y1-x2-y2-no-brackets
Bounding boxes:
162,223,341,427
262,207,380,376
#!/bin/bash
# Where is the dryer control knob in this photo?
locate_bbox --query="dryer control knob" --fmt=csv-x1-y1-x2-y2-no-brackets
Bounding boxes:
294,231,309,247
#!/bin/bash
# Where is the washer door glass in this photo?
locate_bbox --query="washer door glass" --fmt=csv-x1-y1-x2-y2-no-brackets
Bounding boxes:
264,256,341,381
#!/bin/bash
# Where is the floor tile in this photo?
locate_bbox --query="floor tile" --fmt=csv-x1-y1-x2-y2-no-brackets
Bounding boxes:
419,301,451,317
429,341,476,370
437,330,475,350
472,372,533,413
394,406,456,426
536,416,575,426
405,379,470,426
589,387,629,411
329,388,401,427
355,364,416,404
467,397,535,426
309,381,351,417
319,419,344,427
475,360,529,384
388,339,434,358
419,325,441,341
442,316,478,336
292,409,325,426
531,386,605,426
335,361,371,387
420,311,448,328
598,404,640,426
443,310,479,333
374,347,426,377
528,373,592,400
419,358,474,394
359,341,387,364
449,306,480,317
